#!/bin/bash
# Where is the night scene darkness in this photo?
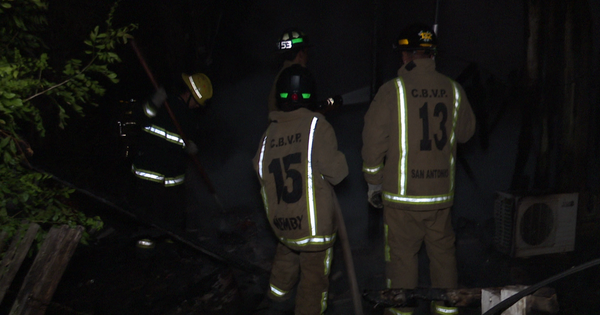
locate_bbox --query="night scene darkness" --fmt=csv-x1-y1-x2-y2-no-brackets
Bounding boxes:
2,0,600,314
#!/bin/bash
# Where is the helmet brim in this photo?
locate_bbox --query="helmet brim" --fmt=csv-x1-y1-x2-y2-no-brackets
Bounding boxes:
182,73,213,106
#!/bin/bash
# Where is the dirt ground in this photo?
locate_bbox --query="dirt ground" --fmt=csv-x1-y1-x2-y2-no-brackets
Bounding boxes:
4,188,600,315
39,190,275,315
5,153,600,315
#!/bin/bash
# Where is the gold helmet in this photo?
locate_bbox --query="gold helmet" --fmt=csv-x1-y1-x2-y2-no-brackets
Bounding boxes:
182,73,213,106
395,23,438,54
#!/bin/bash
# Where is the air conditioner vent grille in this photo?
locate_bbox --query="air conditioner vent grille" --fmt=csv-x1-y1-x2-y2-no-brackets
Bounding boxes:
493,192,578,257
520,203,554,246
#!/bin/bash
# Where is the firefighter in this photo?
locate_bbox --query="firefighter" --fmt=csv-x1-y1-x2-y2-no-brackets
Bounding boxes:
253,64,348,314
131,73,213,232
268,28,343,117
361,23,476,315
267,28,312,113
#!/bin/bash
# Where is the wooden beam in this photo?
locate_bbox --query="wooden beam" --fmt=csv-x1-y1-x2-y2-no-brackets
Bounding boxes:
10,225,83,315
0,223,40,304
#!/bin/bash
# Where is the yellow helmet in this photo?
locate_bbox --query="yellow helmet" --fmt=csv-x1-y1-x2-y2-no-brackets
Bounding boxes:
182,73,213,106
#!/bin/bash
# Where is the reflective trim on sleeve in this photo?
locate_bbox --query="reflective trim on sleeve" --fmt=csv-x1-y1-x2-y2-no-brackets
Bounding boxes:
258,135,268,180
143,102,157,118
260,186,269,216
258,131,271,216
164,176,185,187
270,284,288,298
449,80,461,193
143,125,185,147
362,162,384,174
131,165,185,187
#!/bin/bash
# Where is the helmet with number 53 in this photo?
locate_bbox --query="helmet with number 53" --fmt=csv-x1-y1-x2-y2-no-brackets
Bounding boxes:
277,28,311,52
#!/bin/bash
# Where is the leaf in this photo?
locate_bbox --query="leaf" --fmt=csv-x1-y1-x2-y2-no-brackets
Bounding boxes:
0,137,10,148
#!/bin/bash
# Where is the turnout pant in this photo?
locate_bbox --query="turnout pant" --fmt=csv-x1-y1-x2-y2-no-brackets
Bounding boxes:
268,242,333,315
384,207,457,290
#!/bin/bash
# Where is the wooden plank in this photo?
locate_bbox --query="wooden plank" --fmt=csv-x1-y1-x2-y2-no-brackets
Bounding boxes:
0,224,40,304
10,225,83,315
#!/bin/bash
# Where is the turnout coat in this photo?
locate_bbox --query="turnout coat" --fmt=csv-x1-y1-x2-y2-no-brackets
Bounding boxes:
132,94,197,187
254,108,348,252
362,58,476,211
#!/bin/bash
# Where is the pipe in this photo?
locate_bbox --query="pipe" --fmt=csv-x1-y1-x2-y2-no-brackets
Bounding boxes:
433,0,440,35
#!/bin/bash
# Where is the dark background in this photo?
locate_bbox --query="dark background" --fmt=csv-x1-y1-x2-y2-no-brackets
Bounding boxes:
38,0,600,244
18,0,600,314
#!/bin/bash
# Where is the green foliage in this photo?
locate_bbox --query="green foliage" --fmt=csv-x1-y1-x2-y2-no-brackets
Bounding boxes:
0,0,138,247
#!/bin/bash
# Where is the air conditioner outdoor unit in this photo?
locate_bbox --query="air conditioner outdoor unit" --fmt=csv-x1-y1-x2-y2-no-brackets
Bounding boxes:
494,192,578,257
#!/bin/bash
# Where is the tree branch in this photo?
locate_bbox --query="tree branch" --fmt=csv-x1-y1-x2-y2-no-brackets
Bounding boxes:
23,55,98,103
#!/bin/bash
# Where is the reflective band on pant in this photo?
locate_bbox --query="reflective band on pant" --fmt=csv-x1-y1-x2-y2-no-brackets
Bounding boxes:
270,284,288,298
324,247,333,276
388,308,413,315
132,165,185,187
389,77,461,206
384,223,391,262
363,162,383,174
320,291,328,314
434,304,458,314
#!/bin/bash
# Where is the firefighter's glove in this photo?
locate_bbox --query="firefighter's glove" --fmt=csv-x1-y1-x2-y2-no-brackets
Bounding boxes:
325,95,343,109
150,87,167,108
367,183,384,209
330,95,343,108
184,140,198,155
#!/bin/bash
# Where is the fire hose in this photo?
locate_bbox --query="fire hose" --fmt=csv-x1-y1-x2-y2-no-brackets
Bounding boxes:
129,39,223,210
333,195,364,315
482,257,600,315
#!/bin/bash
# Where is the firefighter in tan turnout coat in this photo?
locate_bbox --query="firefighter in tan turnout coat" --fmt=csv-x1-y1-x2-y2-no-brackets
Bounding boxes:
253,64,348,314
361,23,476,315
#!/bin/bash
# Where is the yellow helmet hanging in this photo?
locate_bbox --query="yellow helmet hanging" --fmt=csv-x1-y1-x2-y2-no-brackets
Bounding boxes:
182,73,213,106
